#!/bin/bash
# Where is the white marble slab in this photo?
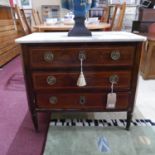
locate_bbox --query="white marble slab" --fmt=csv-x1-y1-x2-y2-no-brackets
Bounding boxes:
15,32,146,44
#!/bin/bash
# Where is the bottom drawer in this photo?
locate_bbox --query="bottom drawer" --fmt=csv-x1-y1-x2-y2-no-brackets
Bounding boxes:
36,92,130,110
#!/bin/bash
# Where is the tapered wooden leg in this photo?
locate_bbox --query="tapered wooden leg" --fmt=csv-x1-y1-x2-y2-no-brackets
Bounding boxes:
32,112,39,132
126,111,133,130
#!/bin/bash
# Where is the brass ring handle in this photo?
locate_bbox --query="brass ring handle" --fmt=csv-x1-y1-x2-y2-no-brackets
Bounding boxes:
109,75,119,84
79,96,86,105
47,76,56,85
79,51,86,61
44,52,54,63
111,51,120,60
49,96,57,104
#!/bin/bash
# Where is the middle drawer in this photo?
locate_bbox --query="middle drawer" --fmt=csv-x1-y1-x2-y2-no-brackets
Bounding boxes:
32,71,131,91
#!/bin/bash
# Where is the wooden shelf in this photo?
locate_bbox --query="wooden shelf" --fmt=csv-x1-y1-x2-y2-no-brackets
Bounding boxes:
41,5,60,22
0,6,20,67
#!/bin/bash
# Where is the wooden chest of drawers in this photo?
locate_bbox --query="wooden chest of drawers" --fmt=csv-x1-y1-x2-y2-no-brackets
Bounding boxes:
16,32,146,131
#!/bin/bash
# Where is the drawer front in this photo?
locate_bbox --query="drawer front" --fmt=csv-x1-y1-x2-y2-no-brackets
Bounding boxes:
29,46,135,68
32,71,131,90
36,92,130,110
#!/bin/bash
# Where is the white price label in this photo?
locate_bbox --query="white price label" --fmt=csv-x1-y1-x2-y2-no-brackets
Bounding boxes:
106,93,117,109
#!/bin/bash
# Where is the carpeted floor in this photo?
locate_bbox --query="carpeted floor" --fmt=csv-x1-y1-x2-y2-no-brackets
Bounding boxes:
0,56,49,155
7,112,49,155
44,126,155,155
1,56,155,155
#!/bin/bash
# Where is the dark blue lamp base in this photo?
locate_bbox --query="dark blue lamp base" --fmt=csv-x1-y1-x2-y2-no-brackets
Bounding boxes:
68,17,92,37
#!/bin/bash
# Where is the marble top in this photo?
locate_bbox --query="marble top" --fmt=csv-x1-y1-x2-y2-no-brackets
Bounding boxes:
15,32,146,44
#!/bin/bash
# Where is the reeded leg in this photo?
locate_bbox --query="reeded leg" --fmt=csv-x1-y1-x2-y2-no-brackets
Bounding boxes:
126,111,133,130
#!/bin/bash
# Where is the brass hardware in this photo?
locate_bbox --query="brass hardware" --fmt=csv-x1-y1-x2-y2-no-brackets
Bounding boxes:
111,51,120,60
47,76,56,85
79,51,86,61
49,96,57,104
44,52,54,62
109,75,119,84
79,96,86,105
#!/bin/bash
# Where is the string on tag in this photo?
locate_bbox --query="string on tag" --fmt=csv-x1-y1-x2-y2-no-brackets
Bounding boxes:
111,82,114,93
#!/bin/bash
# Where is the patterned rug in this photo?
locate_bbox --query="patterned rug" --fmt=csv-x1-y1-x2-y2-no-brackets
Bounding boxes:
49,112,155,127
50,118,155,127
44,126,155,155
43,111,155,155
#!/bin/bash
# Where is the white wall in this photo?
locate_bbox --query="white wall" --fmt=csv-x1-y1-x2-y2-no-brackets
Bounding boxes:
0,0,10,6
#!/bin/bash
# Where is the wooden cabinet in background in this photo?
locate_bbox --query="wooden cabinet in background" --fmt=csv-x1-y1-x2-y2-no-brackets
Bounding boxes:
140,38,155,79
138,8,155,22
132,8,155,34
0,5,21,67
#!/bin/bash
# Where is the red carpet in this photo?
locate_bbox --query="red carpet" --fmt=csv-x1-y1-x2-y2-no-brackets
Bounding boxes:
7,112,49,155
0,56,49,155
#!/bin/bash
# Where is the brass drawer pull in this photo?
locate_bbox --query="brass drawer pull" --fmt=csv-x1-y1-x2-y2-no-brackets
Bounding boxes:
79,96,86,105
49,96,57,104
47,76,56,85
79,51,86,61
44,52,54,62
111,51,120,60
109,75,119,84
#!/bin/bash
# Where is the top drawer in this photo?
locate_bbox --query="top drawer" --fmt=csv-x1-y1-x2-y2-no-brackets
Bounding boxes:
29,46,135,69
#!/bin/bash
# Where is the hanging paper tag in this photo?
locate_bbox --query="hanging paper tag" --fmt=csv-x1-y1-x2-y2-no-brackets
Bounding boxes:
106,93,117,109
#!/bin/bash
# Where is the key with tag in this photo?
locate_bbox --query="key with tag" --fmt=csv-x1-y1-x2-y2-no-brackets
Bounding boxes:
106,82,117,109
